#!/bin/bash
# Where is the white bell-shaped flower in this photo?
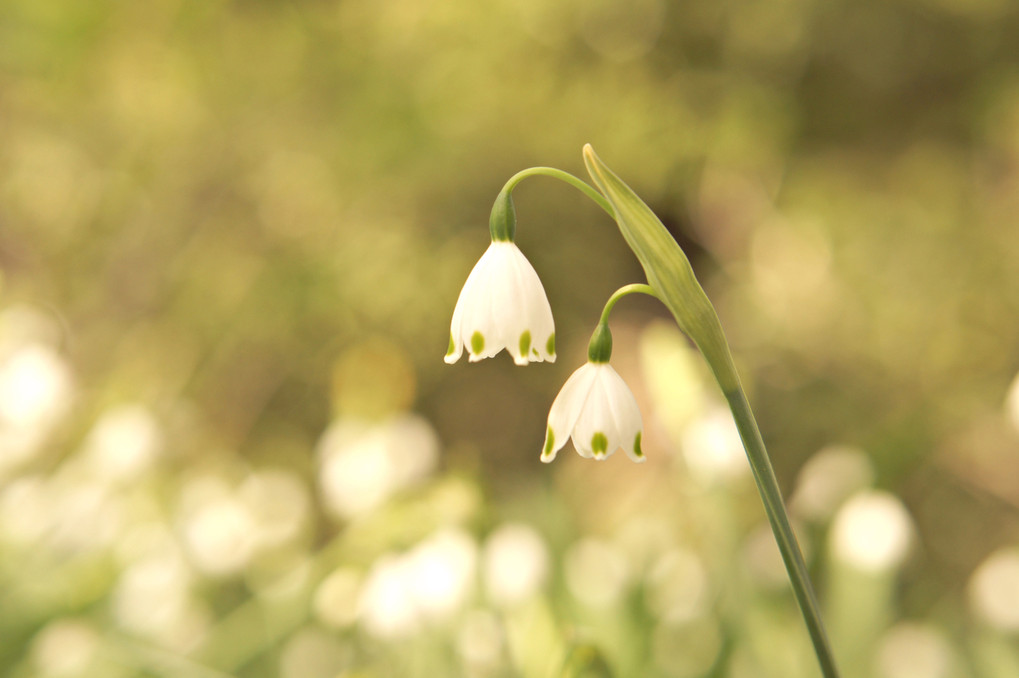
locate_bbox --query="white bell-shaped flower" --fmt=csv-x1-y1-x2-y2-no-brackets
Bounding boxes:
542,361,645,463
445,241,556,366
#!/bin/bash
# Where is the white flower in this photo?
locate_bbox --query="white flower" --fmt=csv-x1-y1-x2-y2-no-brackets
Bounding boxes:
445,241,555,366
542,362,644,463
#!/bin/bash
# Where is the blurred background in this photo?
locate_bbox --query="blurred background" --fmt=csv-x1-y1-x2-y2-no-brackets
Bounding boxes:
2,0,1019,676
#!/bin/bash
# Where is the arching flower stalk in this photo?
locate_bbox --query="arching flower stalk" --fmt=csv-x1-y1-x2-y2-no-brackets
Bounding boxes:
443,147,841,678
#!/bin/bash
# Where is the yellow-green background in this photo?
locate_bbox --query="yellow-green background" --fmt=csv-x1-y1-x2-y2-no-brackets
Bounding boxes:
2,0,1019,676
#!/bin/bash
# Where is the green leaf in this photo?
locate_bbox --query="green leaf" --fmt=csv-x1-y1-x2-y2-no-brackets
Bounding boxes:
582,144,737,391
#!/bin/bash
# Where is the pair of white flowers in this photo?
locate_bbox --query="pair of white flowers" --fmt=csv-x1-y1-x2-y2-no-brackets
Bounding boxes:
446,240,645,464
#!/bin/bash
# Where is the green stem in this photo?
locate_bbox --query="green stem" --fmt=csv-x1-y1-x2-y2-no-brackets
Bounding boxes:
607,286,840,677
598,283,656,326
503,167,614,218
580,143,840,677
710,354,840,678
587,284,656,363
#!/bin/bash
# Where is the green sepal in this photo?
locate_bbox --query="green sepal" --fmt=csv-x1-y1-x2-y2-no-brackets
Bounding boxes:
587,323,612,363
489,187,516,241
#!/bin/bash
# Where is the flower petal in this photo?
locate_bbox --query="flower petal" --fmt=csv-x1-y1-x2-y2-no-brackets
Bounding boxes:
543,363,598,462
598,365,645,462
503,245,555,364
566,364,619,460
572,369,620,460
566,363,644,462
444,258,478,364
447,244,492,363
462,245,505,362
488,243,529,363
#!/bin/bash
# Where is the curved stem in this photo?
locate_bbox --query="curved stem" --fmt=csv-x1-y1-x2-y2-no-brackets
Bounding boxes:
589,285,658,363
599,283,657,326
503,167,614,217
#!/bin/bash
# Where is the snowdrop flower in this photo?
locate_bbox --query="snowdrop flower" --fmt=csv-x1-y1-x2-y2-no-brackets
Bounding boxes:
542,323,645,463
445,240,555,366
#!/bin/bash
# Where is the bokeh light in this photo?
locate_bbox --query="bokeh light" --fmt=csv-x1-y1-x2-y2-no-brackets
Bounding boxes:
968,547,1019,632
831,491,914,572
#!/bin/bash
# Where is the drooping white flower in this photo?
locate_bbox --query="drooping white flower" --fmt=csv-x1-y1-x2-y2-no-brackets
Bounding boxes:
445,241,555,366
542,361,644,463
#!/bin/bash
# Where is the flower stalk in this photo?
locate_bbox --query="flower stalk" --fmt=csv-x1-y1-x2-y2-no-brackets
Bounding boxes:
582,145,840,678
488,165,613,245
597,283,656,326
444,146,841,678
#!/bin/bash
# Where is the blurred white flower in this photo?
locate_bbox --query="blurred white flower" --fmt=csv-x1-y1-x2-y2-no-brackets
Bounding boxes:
543,362,644,463
968,547,1019,632
30,618,99,677
178,478,257,576
0,343,72,429
238,469,310,550
482,523,549,606
791,445,874,522
876,623,954,678
358,555,420,638
0,343,73,472
81,404,163,484
317,414,438,520
830,491,913,572
112,548,193,639
358,528,477,638
407,528,477,618
680,407,747,483
638,321,706,440
445,241,555,365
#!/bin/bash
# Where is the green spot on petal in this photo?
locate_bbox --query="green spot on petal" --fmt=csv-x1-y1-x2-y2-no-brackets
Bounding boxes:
546,333,556,356
471,331,485,355
634,432,643,458
543,427,555,455
591,432,608,454
519,331,531,359
446,333,455,356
